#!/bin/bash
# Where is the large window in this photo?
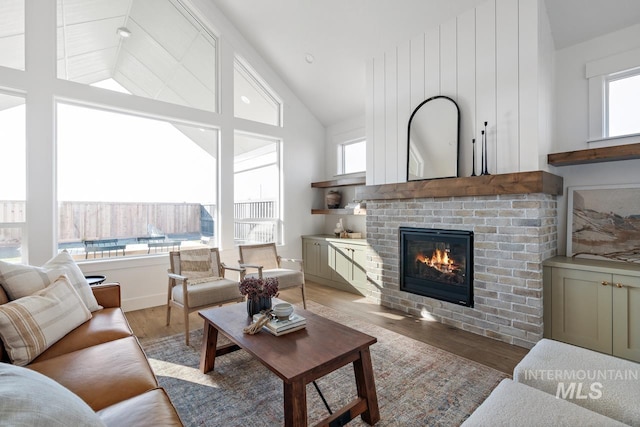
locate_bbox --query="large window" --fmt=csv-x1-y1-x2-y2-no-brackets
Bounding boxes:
0,92,25,262
57,0,217,112
57,101,218,259
234,133,281,245
607,69,640,138
234,57,282,126
0,0,24,70
1,2,292,267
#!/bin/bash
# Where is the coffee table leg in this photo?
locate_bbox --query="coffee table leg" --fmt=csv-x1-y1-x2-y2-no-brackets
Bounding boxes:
200,320,219,373
354,347,380,425
284,380,307,427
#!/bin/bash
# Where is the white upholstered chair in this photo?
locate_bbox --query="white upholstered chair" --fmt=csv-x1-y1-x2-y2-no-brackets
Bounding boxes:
167,247,244,345
238,243,307,309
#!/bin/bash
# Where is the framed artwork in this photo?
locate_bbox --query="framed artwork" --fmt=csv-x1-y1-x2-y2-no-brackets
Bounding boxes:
567,184,640,263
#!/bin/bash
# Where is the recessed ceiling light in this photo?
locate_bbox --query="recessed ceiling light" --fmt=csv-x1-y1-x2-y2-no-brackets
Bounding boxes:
305,53,315,64
116,27,132,38
240,95,251,104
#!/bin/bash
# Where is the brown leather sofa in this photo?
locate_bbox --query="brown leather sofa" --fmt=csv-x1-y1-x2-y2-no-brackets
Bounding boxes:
1,283,183,426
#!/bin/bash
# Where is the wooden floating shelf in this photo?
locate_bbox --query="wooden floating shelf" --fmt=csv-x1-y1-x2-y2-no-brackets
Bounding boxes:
311,208,366,215
311,177,366,188
355,171,563,201
547,143,640,166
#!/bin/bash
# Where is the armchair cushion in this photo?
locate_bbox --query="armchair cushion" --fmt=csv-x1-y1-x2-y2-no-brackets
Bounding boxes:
171,278,241,308
0,251,101,312
0,275,92,366
244,268,303,290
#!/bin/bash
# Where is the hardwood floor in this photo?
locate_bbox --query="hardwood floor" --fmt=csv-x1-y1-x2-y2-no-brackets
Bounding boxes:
126,281,528,375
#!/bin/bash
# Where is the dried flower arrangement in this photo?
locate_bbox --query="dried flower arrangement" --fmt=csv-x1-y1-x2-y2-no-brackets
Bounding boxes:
238,277,279,299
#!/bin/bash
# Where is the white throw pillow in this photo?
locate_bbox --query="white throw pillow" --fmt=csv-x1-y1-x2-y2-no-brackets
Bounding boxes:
0,275,92,366
0,362,105,426
0,251,101,312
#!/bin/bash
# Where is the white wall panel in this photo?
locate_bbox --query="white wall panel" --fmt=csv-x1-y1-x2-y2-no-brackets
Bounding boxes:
385,47,399,183
410,33,425,110
475,0,497,175
440,19,458,99
373,53,386,184
398,40,411,182
496,0,520,174
424,27,440,98
365,58,375,185
518,0,539,171
366,0,548,184
457,8,476,177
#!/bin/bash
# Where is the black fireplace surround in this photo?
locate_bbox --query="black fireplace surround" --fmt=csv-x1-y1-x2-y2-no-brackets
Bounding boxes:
399,227,474,307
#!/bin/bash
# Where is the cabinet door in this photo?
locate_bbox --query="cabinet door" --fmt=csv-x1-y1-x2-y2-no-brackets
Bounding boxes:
551,268,612,353
612,274,640,362
302,239,320,277
350,244,368,287
332,243,351,284
303,239,332,280
316,240,332,279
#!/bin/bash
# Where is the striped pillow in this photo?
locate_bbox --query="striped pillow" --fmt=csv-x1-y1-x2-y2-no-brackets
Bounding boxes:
0,275,92,366
0,251,101,312
0,363,105,426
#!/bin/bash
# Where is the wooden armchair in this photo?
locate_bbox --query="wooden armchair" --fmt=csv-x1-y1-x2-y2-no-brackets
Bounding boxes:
238,243,307,308
167,247,244,345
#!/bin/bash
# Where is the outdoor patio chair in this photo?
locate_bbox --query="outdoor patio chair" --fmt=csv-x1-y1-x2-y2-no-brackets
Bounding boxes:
238,243,307,308
167,247,244,345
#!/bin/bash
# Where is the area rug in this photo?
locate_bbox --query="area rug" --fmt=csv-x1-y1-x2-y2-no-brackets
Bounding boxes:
140,302,507,426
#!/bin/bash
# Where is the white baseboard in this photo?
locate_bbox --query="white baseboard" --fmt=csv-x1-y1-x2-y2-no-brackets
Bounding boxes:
122,293,166,312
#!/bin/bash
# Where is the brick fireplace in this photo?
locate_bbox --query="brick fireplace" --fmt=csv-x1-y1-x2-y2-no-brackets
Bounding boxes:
356,171,561,348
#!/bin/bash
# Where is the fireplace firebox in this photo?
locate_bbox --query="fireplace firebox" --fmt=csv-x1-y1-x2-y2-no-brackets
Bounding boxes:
399,227,473,307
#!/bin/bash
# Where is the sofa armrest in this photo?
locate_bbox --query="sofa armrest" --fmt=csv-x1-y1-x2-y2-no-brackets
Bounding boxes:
91,283,121,308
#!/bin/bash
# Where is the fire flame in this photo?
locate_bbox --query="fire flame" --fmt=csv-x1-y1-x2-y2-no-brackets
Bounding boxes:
416,249,455,273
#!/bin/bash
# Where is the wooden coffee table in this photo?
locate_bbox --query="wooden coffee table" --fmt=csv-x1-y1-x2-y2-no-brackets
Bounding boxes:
199,300,380,426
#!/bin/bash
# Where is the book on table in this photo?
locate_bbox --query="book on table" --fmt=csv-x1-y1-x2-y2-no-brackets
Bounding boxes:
252,313,306,336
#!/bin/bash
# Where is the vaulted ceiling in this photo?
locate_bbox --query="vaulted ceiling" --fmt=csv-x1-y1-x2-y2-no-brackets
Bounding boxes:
212,0,640,127
3,0,640,129
57,0,216,112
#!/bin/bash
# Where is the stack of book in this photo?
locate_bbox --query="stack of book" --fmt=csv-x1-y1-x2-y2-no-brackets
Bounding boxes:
252,313,306,336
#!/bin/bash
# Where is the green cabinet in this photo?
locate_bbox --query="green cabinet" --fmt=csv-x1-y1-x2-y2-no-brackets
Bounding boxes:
544,257,640,362
612,274,640,362
302,236,369,295
332,241,368,288
303,238,332,280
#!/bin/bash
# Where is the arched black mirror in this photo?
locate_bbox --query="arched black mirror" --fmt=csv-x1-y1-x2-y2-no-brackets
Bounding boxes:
407,95,460,181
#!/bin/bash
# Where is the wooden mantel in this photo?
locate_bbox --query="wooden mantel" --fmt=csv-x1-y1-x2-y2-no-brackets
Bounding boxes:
355,171,563,201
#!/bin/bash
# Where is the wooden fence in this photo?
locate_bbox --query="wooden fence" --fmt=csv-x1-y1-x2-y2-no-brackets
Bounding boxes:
0,201,25,243
1,200,277,245
1,201,207,242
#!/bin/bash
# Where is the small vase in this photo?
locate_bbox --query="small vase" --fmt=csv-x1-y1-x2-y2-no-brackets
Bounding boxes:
326,190,342,209
247,296,272,317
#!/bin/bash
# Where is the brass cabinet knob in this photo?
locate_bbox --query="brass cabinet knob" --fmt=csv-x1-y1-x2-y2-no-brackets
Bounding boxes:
601,281,609,286
616,283,624,288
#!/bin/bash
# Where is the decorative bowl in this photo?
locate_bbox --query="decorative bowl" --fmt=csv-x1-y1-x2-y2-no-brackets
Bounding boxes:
273,302,294,320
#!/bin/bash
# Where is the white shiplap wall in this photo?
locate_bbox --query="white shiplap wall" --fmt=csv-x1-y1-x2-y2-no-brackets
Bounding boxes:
366,0,551,185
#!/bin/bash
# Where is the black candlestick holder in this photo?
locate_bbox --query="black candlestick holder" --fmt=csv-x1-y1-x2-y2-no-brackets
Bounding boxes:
471,138,477,176
481,121,490,175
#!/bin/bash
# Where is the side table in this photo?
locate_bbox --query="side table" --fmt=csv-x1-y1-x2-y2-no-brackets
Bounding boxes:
85,275,106,286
